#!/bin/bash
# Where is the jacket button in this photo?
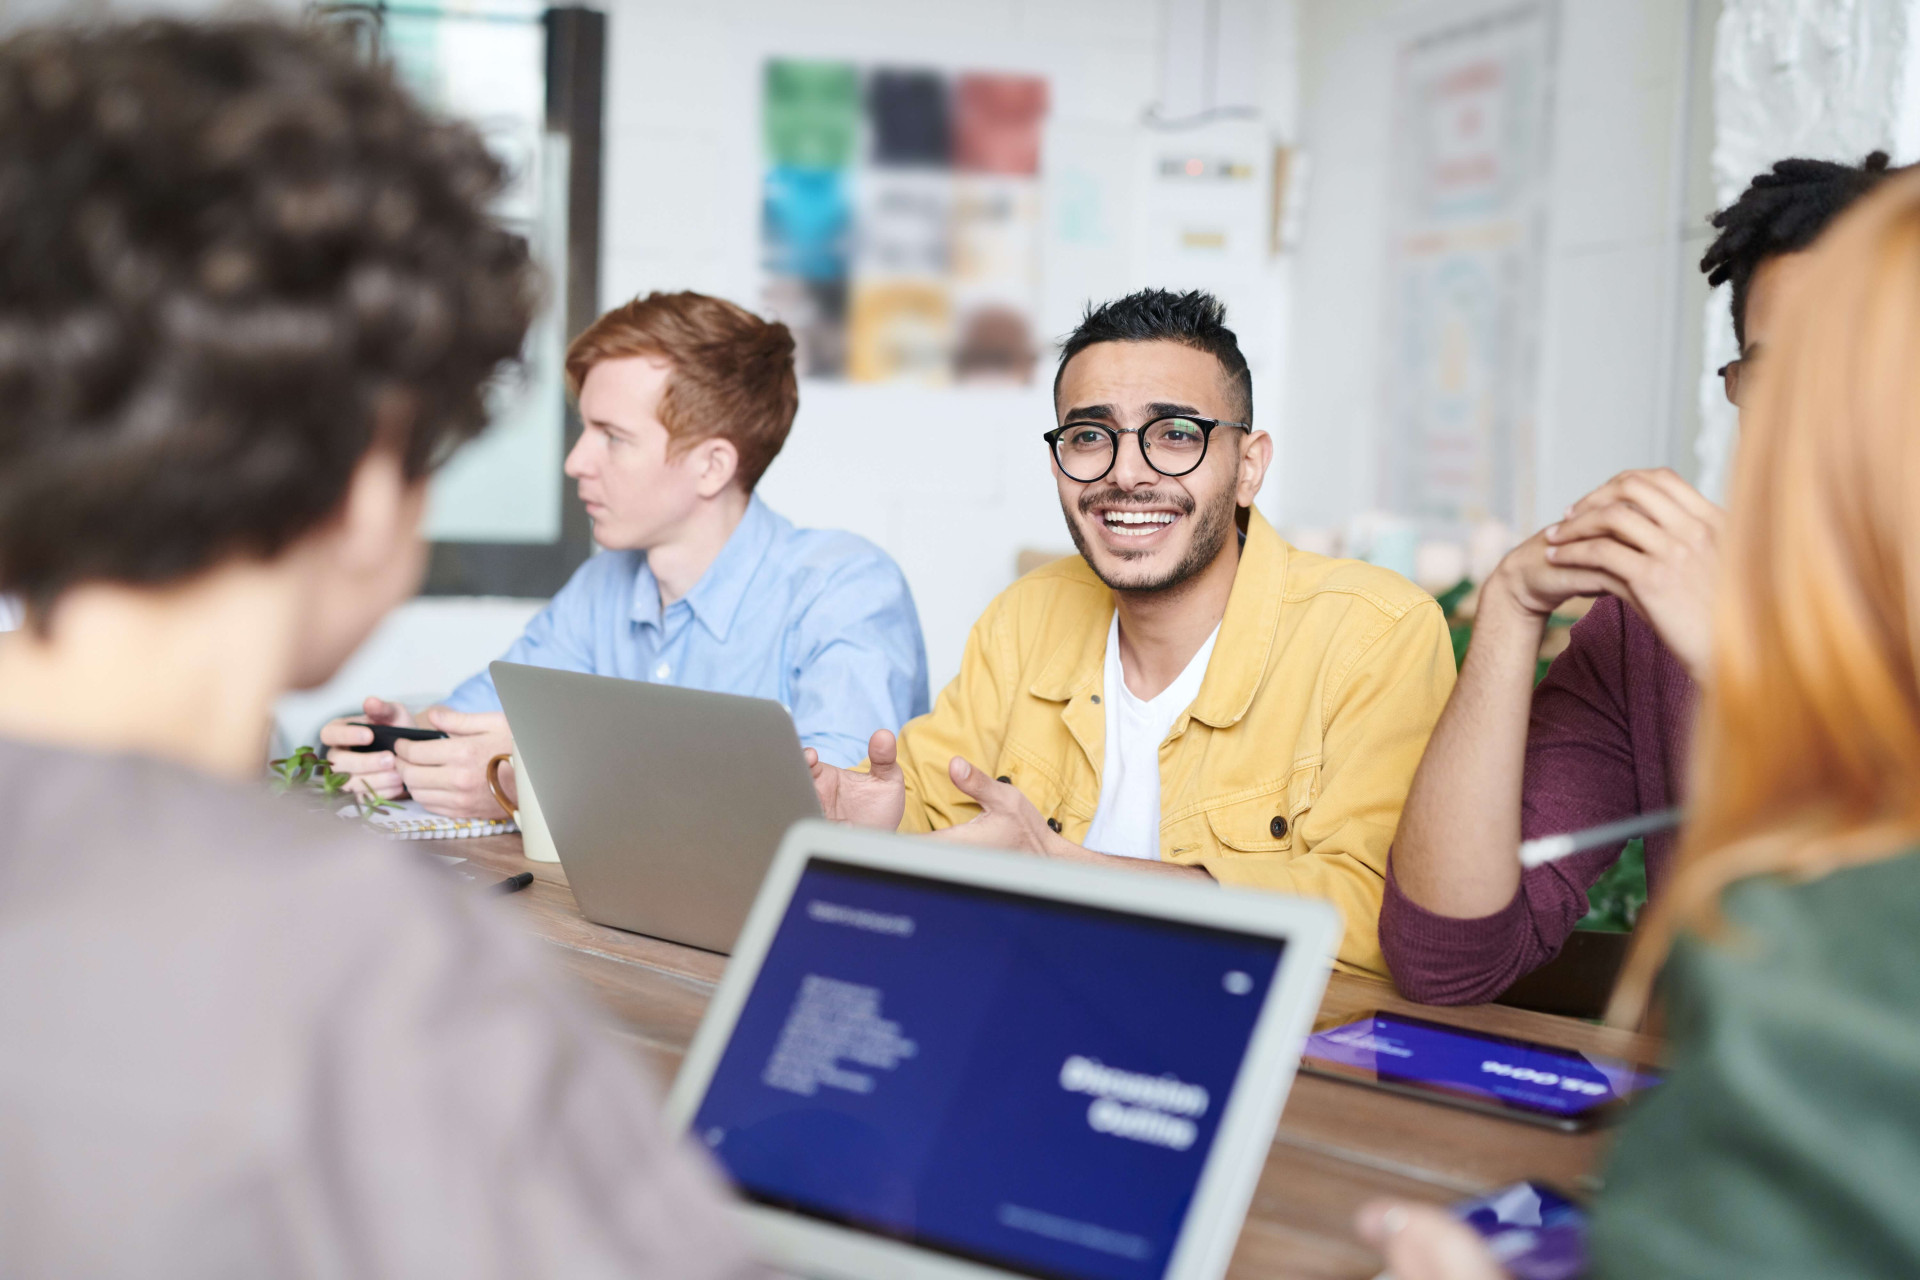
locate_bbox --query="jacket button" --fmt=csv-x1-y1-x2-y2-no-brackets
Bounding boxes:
996,775,1011,784
1048,818,1063,833
1270,815,1288,839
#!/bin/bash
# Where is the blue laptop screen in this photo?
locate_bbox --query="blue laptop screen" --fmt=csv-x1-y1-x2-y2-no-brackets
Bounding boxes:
690,857,1289,1280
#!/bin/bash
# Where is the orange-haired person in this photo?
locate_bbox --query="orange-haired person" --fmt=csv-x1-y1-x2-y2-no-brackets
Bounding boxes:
1359,165,1920,1279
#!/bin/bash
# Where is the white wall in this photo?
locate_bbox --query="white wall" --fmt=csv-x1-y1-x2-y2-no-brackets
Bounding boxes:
3,0,1309,740
598,0,1302,691
1284,0,1717,538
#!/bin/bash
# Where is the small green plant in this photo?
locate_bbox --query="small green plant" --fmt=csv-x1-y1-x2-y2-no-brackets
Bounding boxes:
269,745,395,819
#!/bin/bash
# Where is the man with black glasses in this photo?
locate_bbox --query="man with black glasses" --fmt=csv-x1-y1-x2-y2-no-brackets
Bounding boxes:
807,289,1457,975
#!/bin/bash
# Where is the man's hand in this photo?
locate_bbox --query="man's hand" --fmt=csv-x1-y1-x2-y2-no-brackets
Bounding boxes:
318,696,417,800
391,707,515,819
927,757,1076,857
1542,467,1723,679
933,758,1211,879
1354,1200,1503,1280
806,729,907,830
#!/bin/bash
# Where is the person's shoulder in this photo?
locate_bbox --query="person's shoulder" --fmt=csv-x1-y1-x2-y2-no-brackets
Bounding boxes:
1279,543,1439,624
988,552,1108,622
0,740,480,1002
1715,849,1920,972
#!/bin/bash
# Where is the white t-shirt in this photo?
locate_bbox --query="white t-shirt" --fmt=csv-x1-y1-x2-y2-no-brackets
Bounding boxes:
1082,613,1221,860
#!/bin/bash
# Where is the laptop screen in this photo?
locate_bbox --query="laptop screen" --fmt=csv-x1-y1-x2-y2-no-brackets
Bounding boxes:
690,857,1290,1280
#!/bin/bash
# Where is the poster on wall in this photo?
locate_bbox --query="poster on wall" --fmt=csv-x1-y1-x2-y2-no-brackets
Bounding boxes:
762,60,1048,385
1381,1,1557,529
1131,117,1274,372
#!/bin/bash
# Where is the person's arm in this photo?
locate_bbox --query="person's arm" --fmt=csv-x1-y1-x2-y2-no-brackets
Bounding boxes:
928,755,1211,880
438,554,621,715
1390,549,1612,919
808,592,1015,832
331,557,622,816
1203,600,1458,973
1384,469,1718,1003
784,551,930,768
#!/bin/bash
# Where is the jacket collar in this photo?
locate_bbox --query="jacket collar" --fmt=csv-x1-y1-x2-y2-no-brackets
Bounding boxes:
1028,509,1289,729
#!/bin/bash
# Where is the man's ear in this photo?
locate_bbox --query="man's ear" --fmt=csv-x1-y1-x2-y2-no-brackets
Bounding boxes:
692,436,741,499
1235,429,1274,508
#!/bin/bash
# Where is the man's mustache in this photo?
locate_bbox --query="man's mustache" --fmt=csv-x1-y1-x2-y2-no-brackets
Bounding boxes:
1077,488,1197,516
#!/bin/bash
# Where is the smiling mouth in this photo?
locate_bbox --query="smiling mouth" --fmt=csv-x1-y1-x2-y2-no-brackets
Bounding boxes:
1098,509,1180,538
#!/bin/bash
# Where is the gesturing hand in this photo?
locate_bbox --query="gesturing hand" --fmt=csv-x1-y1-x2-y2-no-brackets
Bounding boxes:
927,757,1073,858
318,696,417,800
391,706,516,819
1544,467,1723,680
806,729,907,831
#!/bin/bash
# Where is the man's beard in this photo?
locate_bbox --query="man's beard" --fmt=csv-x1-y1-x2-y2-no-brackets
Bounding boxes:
1063,483,1237,595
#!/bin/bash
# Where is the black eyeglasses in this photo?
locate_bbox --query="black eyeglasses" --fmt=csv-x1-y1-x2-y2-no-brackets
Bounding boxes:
1718,345,1760,407
1042,415,1247,483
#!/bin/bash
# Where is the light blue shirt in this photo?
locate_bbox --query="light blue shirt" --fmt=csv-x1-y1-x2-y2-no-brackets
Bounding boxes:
445,496,929,767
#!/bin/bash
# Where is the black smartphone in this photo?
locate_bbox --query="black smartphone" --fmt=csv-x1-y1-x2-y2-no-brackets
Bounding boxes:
1300,1009,1660,1132
335,722,450,753
1453,1180,1587,1280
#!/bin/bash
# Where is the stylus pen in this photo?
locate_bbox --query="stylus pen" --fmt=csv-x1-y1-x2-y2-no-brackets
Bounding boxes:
1518,807,1684,869
492,871,535,895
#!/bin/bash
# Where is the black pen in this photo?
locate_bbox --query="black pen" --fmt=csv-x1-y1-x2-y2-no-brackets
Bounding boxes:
492,871,535,895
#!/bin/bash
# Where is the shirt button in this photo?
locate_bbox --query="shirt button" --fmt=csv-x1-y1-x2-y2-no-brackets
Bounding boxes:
1270,815,1288,839
1047,818,1063,833
654,662,671,680
1091,695,1102,704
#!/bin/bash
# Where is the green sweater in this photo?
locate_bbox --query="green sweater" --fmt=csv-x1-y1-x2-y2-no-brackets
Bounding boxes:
1593,850,1920,1277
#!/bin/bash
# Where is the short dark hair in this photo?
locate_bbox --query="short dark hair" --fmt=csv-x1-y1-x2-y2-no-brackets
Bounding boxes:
0,19,538,620
566,292,799,492
1702,151,1895,347
1054,289,1253,425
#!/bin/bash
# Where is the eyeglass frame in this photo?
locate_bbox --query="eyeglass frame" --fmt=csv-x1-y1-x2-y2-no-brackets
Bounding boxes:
1041,414,1249,483
1717,343,1761,407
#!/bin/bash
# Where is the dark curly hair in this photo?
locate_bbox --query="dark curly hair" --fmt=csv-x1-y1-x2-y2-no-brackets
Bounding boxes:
0,18,539,622
1054,288,1253,425
1702,151,1895,347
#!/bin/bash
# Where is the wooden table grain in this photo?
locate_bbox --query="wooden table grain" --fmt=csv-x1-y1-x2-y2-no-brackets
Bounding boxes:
453,835,1658,1280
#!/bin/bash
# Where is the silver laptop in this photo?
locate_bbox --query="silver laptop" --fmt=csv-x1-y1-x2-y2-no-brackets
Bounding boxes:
666,820,1340,1280
490,661,822,953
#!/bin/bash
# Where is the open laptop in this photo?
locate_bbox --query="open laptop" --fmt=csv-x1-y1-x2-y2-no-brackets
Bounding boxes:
666,820,1340,1280
490,661,822,953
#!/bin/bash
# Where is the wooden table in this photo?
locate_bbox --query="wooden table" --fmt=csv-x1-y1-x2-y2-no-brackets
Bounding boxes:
456,835,1659,1280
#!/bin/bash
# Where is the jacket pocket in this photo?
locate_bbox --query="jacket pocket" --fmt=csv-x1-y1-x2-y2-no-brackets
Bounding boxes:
1203,766,1317,855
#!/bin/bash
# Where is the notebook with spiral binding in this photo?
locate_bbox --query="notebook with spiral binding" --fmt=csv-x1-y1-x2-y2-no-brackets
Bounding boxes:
344,798,519,841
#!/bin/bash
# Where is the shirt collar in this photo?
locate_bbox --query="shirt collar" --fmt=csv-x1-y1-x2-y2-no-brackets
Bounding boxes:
629,495,779,642
1028,509,1288,729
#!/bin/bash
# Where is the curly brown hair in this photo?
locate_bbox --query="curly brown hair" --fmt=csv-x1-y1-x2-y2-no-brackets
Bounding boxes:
0,18,539,620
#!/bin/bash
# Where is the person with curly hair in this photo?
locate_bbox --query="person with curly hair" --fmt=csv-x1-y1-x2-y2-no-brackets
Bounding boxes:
0,18,748,1276
1380,152,1897,1006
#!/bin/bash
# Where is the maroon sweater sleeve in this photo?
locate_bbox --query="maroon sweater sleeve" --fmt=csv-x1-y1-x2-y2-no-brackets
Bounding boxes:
1381,597,1648,1004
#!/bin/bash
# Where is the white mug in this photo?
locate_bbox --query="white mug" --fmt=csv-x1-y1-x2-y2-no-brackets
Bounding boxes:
486,749,560,863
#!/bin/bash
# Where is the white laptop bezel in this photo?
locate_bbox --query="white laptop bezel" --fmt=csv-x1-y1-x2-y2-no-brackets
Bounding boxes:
664,819,1340,1280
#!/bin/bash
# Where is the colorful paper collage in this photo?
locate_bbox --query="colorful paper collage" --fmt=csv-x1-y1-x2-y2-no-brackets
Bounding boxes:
761,60,1048,384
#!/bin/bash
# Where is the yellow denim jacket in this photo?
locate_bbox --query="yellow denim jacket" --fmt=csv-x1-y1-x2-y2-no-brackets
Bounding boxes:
889,510,1456,975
